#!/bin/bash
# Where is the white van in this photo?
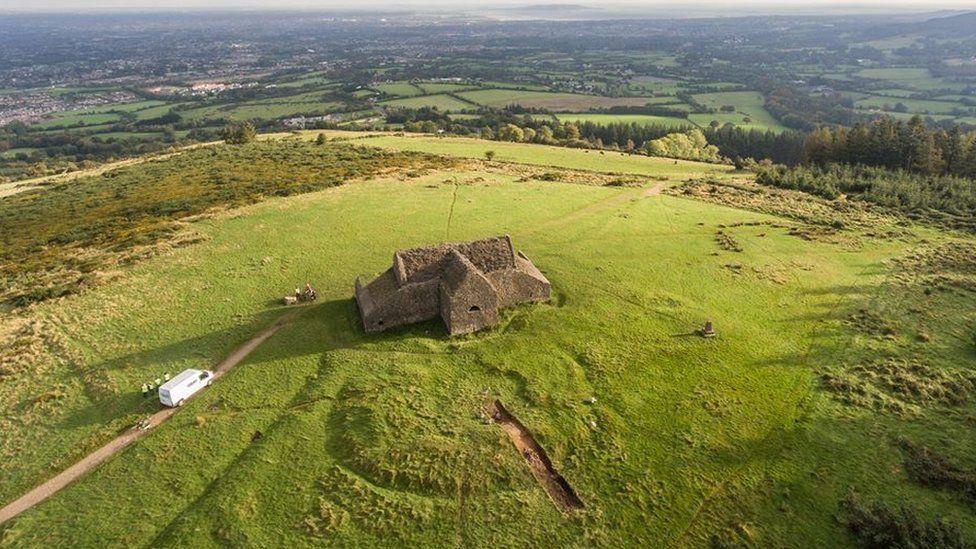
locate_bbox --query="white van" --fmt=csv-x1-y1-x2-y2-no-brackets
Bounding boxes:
159,369,214,407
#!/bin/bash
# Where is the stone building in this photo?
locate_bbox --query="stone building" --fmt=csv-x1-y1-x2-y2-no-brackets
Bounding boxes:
355,235,550,335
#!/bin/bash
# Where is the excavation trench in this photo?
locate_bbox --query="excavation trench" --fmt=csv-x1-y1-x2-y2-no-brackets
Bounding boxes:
487,399,584,513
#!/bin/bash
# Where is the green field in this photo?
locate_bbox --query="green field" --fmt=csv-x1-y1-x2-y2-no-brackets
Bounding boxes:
476,81,551,91
855,68,968,92
380,94,476,112
328,133,735,178
457,89,659,111
689,91,788,132
91,131,165,140
554,113,695,129
372,82,425,97
1,134,975,547
31,112,122,129
626,76,684,95
414,82,478,94
181,99,343,122
0,147,39,159
277,73,331,88
855,96,965,115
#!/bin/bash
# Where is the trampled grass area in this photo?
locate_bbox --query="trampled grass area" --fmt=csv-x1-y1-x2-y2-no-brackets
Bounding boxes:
1,136,975,547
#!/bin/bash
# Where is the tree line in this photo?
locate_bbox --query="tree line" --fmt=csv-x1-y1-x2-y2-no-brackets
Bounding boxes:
384,106,806,165
754,163,976,230
803,115,976,178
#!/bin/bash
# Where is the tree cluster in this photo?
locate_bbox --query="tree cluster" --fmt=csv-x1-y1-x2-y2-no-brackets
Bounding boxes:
222,121,257,145
645,129,722,162
754,162,976,228
804,115,976,178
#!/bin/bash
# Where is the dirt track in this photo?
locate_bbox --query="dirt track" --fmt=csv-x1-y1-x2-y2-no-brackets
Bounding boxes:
0,310,299,526
642,181,667,196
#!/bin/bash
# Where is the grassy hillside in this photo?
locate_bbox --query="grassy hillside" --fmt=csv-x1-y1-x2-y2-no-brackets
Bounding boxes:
1,135,975,547
327,133,736,180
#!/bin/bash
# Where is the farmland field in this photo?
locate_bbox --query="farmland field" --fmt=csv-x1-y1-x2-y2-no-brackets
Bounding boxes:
689,91,788,132
181,98,344,122
30,112,122,129
554,113,695,129
328,132,735,178
380,94,475,112
855,67,969,92
1,133,974,546
457,89,660,111
414,82,478,94
854,96,965,115
372,82,425,97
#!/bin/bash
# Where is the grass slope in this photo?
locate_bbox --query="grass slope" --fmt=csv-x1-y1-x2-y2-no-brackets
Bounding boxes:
1,136,974,547
327,133,735,179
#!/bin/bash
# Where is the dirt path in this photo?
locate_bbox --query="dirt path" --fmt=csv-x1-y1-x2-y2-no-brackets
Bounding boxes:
0,309,300,526
487,400,584,513
642,181,667,197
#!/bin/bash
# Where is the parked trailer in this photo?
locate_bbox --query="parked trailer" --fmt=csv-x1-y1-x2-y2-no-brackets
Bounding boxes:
159,369,214,407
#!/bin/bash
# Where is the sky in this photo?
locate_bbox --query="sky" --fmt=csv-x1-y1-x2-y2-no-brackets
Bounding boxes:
1,0,973,13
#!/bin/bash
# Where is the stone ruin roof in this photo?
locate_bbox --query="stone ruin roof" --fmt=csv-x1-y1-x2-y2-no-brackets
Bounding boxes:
393,235,516,286
355,235,550,336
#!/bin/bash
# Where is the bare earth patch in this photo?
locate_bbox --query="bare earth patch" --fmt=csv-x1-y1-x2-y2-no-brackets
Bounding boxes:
487,400,584,513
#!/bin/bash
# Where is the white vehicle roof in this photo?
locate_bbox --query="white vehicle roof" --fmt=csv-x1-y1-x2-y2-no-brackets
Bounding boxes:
160,369,204,392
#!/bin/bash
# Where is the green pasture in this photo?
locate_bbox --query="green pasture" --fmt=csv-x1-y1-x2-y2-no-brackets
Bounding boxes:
554,113,694,129
0,135,974,547
855,68,967,92
690,91,787,132
326,133,734,179
380,94,475,112
414,82,478,94
854,96,966,115
31,112,122,130
181,100,343,122
476,81,551,91
277,73,331,88
457,89,658,111
372,82,425,97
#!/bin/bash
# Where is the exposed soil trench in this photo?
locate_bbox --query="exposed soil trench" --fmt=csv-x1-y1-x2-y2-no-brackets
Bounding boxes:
487,400,584,513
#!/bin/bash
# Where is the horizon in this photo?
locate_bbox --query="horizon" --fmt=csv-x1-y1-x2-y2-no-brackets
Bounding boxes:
2,1,975,16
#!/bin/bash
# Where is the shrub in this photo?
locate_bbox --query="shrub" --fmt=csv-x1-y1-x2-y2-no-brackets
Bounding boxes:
900,439,976,506
840,492,973,549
